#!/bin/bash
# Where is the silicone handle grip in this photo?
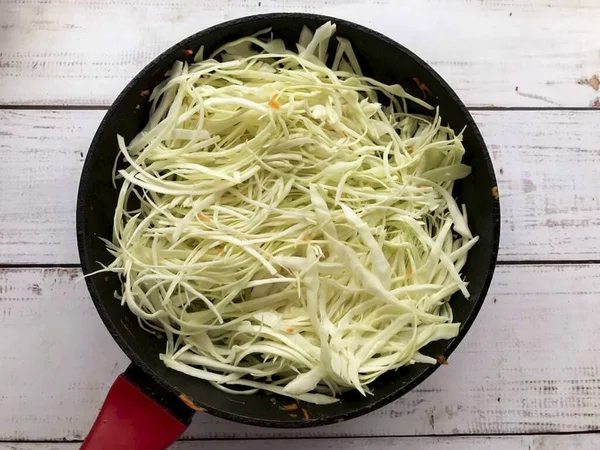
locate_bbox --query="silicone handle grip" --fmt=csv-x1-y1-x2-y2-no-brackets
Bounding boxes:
81,370,190,450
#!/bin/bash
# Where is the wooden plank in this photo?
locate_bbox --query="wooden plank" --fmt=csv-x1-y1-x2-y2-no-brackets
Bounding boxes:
1,264,599,440
1,434,600,450
479,110,600,261
1,109,600,264
0,110,94,264
0,0,599,107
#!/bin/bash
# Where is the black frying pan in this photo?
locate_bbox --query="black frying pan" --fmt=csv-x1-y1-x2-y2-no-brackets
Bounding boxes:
77,13,500,449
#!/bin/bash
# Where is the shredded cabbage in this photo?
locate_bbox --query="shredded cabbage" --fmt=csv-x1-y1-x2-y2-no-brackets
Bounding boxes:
103,22,478,404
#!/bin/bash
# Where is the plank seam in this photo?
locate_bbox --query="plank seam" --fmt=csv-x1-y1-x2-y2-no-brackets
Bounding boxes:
1,429,599,443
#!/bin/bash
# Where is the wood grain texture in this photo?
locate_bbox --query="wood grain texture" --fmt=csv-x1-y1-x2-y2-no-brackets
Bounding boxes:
1,434,600,450
479,109,600,260
0,0,599,107
0,110,96,264
2,109,600,264
1,265,599,440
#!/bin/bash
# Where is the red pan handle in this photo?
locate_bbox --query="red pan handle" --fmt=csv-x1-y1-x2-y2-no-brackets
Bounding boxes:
82,365,195,450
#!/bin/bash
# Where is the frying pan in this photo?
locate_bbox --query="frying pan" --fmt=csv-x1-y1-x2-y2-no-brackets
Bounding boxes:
77,12,500,449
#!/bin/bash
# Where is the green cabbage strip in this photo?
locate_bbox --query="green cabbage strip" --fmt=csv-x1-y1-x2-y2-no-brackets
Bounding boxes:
104,22,478,404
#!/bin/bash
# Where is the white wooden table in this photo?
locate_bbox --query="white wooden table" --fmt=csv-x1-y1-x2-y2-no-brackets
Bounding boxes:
1,0,599,448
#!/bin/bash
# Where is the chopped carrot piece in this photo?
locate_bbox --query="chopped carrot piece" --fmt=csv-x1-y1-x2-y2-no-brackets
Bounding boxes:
269,93,281,110
197,212,212,223
184,49,193,55
280,403,298,411
412,77,432,98
140,90,150,97
406,268,413,278
436,355,449,365
179,394,206,412
301,408,310,419
286,327,294,333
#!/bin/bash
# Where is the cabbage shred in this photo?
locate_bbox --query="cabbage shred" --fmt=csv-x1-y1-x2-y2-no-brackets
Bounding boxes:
105,22,478,404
